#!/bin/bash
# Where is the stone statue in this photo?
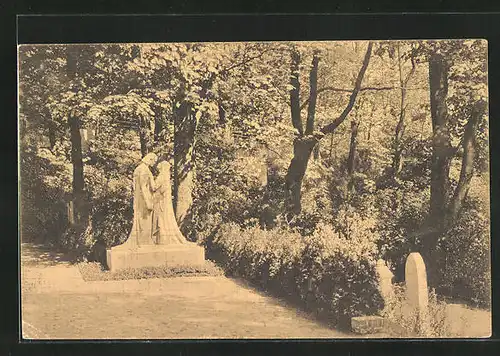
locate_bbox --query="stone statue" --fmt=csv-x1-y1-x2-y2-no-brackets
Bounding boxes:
107,154,205,273
117,152,158,249
153,160,189,245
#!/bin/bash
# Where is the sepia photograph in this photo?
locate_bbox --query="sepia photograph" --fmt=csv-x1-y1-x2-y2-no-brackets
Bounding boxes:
18,40,491,339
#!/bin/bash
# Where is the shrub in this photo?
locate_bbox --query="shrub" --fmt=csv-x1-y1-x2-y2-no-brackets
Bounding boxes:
300,222,383,325
212,221,383,328
88,174,134,249
437,198,491,308
78,260,224,281
185,143,267,246
53,167,134,261
381,284,462,338
20,147,72,244
375,184,429,281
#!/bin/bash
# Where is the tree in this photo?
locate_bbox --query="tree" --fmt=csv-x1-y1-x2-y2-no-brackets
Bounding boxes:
413,40,489,286
284,41,374,218
392,43,417,177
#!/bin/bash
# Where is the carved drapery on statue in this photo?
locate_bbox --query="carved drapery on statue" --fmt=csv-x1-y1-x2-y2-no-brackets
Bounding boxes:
117,153,157,249
153,161,188,245
115,154,191,250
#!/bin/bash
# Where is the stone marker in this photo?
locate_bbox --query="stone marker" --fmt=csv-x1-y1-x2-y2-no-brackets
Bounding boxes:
405,252,429,332
351,316,385,334
106,153,205,272
67,200,75,225
80,128,95,152
405,252,428,311
376,259,395,304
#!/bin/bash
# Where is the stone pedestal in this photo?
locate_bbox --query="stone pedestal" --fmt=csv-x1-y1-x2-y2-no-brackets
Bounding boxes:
351,316,386,334
106,244,205,273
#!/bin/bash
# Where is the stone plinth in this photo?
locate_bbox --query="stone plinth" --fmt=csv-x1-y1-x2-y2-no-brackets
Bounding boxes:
106,244,205,273
351,316,386,334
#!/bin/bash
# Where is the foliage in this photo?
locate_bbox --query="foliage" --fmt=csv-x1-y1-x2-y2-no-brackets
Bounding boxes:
20,146,72,244
212,222,383,327
381,284,457,338
78,260,224,281
437,197,491,307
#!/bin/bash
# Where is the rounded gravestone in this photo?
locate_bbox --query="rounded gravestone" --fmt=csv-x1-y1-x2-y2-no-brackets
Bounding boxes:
405,252,428,312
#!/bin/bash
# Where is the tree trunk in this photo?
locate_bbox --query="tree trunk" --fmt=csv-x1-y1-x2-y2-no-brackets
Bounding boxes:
428,52,452,224
66,46,87,224
392,45,416,177
69,115,86,224
320,42,373,135
393,46,407,176
139,122,149,158
218,102,226,125
173,100,197,228
420,51,453,289
284,137,317,218
69,116,84,197
46,107,57,150
290,49,303,135
447,101,485,221
305,51,320,135
153,106,164,144
138,114,155,157
284,48,322,217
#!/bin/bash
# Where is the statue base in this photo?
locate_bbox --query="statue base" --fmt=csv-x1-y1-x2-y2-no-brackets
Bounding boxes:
106,244,205,273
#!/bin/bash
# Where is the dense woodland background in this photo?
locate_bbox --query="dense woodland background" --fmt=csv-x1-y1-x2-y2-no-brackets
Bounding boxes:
19,40,490,323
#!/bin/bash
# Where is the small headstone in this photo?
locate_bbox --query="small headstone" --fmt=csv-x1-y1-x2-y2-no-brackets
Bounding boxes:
80,128,95,152
405,252,428,310
67,200,75,225
405,252,429,332
376,259,395,304
257,163,268,187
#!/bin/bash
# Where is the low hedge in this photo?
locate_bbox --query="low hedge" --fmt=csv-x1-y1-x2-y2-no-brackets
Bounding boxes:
212,222,383,327
78,260,224,281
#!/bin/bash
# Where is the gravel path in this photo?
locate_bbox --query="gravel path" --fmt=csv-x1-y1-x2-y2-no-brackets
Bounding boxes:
21,243,356,339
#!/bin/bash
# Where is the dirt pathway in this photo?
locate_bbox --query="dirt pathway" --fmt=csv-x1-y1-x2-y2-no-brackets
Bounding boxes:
21,243,359,339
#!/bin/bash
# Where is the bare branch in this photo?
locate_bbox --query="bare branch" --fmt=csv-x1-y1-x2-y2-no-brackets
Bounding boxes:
305,51,320,135
299,85,397,111
320,42,374,135
220,46,272,74
290,49,303,135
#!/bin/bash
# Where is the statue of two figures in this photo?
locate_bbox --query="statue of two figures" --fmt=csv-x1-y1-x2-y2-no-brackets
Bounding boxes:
117,152,192,249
